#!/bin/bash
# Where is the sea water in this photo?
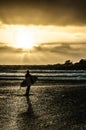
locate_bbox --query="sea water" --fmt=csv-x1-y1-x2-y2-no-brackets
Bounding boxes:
0,69,86,85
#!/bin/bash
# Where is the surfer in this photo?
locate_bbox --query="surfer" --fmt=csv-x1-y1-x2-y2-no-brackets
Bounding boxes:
24,70,33,96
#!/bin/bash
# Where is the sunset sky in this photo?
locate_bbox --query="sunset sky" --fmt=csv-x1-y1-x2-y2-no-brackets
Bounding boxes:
0,0,86,65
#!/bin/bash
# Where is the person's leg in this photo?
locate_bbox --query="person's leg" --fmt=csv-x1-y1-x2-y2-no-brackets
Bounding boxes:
25,86,30,96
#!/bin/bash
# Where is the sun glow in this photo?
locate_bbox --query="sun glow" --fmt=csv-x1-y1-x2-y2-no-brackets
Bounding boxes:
0,25,86,50
14,27,36,49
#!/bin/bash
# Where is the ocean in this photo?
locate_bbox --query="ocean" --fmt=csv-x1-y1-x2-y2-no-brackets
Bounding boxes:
0,67,86,130
0,69,86,86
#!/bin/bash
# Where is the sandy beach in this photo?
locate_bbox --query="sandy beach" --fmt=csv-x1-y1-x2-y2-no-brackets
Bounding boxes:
0,84,86,130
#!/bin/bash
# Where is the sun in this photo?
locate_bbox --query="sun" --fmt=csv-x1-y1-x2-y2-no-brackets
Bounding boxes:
14,28,36,49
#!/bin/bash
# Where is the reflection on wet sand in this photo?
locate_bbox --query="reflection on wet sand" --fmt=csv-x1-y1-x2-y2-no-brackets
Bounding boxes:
0,85,86,130
17,96,38,130
26,96,35,117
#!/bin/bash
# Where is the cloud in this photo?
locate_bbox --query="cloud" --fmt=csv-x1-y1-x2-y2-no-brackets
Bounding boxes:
0,41,86,64
29,42,86,64
33,42,86,56
0,0,86,25
0,42,86,57
0,43,26,53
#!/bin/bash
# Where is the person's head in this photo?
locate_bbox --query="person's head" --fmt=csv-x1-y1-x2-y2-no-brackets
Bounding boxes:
26,70,29,74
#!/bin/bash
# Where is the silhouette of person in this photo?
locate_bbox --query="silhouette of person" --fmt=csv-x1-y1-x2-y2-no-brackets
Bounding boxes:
24,70,33,96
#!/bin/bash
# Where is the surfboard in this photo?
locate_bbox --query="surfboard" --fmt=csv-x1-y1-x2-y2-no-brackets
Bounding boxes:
20,75,37,87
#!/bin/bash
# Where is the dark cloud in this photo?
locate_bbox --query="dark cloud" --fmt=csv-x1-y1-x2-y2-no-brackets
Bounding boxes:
0,0,86,25
33,42,86,56
0,43,26,53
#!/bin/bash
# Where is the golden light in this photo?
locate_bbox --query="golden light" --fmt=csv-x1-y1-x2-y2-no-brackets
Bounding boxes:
1,25,86,50
14,28,36,49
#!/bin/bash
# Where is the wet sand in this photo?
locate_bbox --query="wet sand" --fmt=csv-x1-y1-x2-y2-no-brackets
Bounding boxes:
0,84,86,130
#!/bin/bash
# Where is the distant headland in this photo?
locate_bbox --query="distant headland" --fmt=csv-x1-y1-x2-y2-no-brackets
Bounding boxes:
0,59,86,71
